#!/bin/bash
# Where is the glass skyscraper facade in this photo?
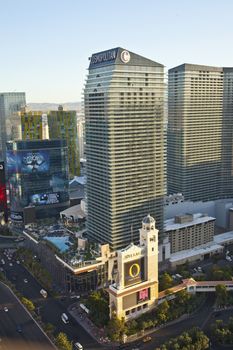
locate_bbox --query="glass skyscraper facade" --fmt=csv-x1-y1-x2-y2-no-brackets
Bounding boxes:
48,106,80,177
84,48,165,250
21,111,43,140
168,64,233,201
0,92,26,161
7,139,69,221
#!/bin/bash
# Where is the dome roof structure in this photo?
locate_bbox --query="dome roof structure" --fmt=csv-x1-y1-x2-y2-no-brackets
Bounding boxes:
142,214,155,225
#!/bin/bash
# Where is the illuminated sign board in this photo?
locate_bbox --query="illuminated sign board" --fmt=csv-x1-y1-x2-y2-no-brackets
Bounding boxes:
138,288,150,303
7,150,50,174
124,258,144,287
30,192,61,206
124,251,140,260
89,48,118,68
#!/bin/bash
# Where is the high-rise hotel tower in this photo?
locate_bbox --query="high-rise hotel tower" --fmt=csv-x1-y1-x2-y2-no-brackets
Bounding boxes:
84,48,165,250
0,92,26,161
168,64,233,202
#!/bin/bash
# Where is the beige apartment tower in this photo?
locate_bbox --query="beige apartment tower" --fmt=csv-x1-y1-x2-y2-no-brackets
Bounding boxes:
168,64,233,201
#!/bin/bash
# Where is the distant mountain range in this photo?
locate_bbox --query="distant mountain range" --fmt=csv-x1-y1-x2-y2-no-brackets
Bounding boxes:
27,102,82,113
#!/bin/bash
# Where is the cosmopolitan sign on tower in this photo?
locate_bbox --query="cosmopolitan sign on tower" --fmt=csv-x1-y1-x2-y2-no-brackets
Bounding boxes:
89,48,118,68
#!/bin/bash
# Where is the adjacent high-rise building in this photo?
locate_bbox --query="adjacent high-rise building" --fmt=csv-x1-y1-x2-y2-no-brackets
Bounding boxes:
77,115,85,160
222,68,233,198
84,48,165,250
0,92,26,160
167,64,233,201
21,111,43,140
48,106,80,177
7,139,70,223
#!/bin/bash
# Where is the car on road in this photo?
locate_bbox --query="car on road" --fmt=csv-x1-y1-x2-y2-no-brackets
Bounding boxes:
23,278,28,283
16,325,22,333
40,289,47,298
16,260,20,264
74,342,83,350
61,313,69,324
9,263,13,267
143,336,152,343
3,306,8,312
70,295,80,299
1,259,5,265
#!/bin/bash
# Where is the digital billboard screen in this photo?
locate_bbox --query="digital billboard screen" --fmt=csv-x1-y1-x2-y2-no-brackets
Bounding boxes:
7,150,50,174
137,288,150,303
30,192,60,206
124,257,144,287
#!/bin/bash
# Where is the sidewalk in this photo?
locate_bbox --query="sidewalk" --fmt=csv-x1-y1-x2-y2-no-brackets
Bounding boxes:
68,302,118,348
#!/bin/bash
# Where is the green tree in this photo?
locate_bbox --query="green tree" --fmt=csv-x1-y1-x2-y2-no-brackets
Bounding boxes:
44,323,55,334
21,297,35,312
159,272,173,291
156,300,170,323
175,289,191,304
55,332,72,350
86,290,109,326
216,284,228,306
107,315,125,341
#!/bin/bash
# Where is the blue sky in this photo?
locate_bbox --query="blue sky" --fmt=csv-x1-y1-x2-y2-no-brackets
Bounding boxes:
1,0,233,102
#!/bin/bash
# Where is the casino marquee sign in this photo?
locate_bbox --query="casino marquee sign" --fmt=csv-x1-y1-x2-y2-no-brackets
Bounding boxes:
124,257,144,287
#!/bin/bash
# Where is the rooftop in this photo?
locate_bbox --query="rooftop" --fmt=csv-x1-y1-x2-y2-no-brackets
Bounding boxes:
164,213,215,231
23,223,105,269
169,242,223,263
214,230,233,244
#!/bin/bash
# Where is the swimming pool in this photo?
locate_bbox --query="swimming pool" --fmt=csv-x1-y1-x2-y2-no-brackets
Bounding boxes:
44,236,70,252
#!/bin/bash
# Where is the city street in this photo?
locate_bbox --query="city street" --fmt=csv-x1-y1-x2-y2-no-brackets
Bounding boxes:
0,251,103,350
2,248,233,350
129,294,216,350
0,281,55,350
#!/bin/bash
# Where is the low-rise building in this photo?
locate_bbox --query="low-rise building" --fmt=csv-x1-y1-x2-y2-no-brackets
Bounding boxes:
165,213,215,254
169,242,223,268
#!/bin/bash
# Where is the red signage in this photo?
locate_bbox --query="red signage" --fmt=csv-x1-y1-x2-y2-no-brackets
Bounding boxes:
138,288,149,302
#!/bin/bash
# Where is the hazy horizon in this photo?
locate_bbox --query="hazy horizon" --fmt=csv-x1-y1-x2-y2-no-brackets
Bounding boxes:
1,0,233,102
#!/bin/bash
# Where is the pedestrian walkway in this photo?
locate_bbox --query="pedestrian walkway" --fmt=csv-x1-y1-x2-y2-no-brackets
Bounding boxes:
68,302,118,348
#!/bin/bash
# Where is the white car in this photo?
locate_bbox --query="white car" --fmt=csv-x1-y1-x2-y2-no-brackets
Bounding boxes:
74,342,83,350
23,279,28,283
16,261,20,264
9,263,13,267
4,307,8,312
